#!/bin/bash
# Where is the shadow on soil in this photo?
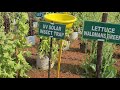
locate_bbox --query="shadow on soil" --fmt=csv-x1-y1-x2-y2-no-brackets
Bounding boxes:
25,54,85,77
68,47,90,54
68,48,80,52
26,56,36,68
54,63,84,76
113,53,120,59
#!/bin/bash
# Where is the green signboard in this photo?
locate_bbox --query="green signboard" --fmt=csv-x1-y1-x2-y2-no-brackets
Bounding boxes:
39,21,66,39
36,12,45,18
83,21,120,43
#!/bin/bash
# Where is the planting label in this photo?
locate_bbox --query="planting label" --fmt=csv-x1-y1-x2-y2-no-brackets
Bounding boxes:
83,21,120,43
36,12,45,18
39,21,66,39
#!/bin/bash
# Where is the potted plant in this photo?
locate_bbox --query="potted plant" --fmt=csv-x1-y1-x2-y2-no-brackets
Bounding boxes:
62,40,70,51
70,26,78,41
26,35,35,45
36,37,59,70
62,29,72,51
26,12,36,46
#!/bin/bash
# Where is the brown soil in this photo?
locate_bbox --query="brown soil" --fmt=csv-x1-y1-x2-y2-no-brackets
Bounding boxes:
26,38,86,78
113,45,120,76
26,36,120,78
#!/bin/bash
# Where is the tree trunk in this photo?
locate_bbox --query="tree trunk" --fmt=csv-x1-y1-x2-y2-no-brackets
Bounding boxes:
28,12,34,36
3,13,10,33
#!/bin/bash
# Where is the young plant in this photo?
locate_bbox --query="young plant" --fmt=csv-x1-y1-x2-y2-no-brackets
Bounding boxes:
81,41,117,78
65,28,73,41
38,36,59,62
38,37,50,58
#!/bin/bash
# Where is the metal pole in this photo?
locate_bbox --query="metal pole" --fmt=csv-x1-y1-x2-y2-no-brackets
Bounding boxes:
48,37,52,78
96,13,108,78
57,39,63,78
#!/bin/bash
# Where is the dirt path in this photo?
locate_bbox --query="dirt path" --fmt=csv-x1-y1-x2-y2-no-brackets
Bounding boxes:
26,38,86,78
25,36,120,78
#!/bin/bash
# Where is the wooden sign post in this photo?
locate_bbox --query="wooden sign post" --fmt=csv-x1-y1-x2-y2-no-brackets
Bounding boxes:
96,13,108,78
